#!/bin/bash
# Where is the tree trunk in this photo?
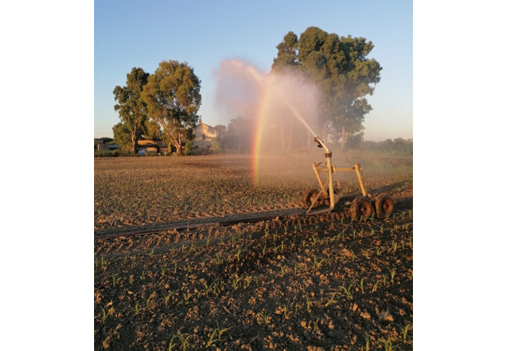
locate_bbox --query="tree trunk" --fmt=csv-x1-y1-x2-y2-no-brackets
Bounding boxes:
341,126,346,151
131,127,137,154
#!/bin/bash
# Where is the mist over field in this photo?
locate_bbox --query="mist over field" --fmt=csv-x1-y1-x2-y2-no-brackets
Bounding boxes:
213,60,321,151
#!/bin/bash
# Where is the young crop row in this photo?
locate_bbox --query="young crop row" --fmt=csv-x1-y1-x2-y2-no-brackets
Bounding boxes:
94,156,412,231
94,209,413,350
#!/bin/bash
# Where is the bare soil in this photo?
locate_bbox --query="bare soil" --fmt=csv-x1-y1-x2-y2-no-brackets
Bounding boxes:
94,154,413,350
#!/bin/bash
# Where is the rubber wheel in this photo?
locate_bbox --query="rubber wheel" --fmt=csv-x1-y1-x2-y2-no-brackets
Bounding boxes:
302,189,319,208
323,187,340,207
350,196,373,221
375,193,394,218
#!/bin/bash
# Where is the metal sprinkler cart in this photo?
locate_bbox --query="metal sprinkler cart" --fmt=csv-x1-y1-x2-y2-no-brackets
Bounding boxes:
301,137,394,220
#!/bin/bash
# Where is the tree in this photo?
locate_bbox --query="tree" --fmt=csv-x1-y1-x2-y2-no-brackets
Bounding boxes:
272,27,382,146
113,67,149,154
142,60,202,155
112,122,136,151
143,118,163,140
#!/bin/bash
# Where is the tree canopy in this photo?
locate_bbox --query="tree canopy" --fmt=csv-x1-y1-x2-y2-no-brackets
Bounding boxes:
142,60,202,155
113,67,149,154
272,27,382,144
112,122,136,150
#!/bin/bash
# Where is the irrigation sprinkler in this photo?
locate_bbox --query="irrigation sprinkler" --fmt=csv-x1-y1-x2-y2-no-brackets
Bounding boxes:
301,137,394,220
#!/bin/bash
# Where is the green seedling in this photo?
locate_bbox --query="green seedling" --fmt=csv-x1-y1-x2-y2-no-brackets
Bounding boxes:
262,245,267,256
149,248,154,257
392,241,398,253
134,302,141,316
173,262,177,274
313,318,320,332
306,297,312,312
362,250,370,259
177,332,191,351
358,278,365,294
372,279,380,293
160,267,166,277
311,236,318,246
390,268,396,285
216,321,230,339
325,293,337,307
231,275,242,290
258,311,271,325
212,283,220,297
95,308,110,324
365,336,370,351
146,293,154,309
313,257,324,269
163,291,173,307
379,337,394,351
140,271,145,281
350,250,357,260
129,275,134,285
205,329,219,348
206,237,210,246
245,275,253,288
112,273,121,287
216,253,221,264
283,302,291,318
280,266,285,278
183,292,193,305
340,285,353,300
400,324,411,344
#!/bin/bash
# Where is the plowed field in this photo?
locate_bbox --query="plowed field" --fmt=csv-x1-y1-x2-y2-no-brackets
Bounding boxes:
94,154,413,350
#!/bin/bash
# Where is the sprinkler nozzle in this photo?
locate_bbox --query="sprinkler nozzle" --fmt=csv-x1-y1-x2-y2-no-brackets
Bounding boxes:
314,137,323,148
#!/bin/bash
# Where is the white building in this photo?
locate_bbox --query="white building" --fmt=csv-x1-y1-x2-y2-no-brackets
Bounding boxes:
193,121,217,152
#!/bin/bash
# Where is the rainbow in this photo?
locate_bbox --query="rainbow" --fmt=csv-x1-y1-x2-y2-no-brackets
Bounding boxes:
251,75,275,188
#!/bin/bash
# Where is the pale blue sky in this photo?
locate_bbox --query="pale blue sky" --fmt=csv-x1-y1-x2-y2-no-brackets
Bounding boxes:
95,0,412,141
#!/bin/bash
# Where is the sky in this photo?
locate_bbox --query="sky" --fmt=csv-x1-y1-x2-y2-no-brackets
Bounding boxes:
95,0,412,142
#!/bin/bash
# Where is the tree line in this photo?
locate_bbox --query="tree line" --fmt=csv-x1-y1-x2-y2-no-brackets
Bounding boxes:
112,26,381,154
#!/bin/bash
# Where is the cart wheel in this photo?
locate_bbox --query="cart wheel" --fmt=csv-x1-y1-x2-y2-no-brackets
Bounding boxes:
350,196,373,221
323,187,340,207
375,193,394,218
302,189,319,208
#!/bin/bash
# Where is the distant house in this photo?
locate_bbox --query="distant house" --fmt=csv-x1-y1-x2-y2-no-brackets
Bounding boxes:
137,139,167,155
94,138,121,151
193,121,217,152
